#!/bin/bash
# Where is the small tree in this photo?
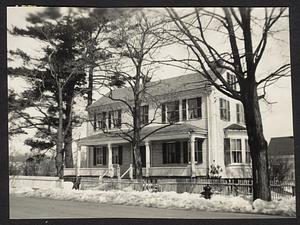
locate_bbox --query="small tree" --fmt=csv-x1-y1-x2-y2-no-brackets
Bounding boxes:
166,7,290,201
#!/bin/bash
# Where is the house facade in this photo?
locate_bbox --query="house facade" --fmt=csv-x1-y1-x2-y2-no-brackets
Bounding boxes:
268,136,295,181
65,72,252,179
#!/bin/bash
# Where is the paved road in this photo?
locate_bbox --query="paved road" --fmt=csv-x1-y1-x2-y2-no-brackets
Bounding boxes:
10,195,288,219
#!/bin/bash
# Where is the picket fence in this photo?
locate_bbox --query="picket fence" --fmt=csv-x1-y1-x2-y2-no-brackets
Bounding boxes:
81,177,295,200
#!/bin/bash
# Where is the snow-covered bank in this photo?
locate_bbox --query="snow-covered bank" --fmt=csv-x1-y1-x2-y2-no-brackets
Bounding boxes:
10,187,296,217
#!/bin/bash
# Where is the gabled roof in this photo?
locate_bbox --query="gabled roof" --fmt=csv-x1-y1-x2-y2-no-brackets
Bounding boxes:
268,136,294,156
88,72,215,110
224,123,246,130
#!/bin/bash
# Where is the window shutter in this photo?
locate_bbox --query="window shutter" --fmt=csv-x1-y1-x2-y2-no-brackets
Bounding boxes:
175,142,181,163
118,110,122,127
162,143,167,164
183,141,188,163
162,104,166,123
224,138,231,166
118,146,123,165
108,112,112,129
197,139,203,164
227,101,230,121
197,97,202,118
182,99,186,121
145,105,149,124
93,113,97,131
103,146,107,165
219,98,223,119
93,147,97,166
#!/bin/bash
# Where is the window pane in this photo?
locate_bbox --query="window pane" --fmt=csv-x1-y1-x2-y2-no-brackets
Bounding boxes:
188,98,201,119
165,142,181,164
112,147,119,164
166,101,179,122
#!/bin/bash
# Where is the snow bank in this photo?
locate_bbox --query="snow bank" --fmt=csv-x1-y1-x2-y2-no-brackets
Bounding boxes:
10,187,295,217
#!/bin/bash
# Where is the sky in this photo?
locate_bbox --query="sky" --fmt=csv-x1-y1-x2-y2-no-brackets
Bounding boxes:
7,7,294,155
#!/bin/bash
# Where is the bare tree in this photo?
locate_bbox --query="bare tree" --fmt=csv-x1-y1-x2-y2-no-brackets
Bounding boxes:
165,7,290,201
91,10,174,180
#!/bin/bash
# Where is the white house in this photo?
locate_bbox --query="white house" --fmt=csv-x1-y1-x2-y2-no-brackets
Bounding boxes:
64,72,251,179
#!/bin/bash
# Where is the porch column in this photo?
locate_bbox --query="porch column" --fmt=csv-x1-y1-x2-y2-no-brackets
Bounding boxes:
190,136,196,177
145,140,151,177
108,143,113,177
76,144,81,176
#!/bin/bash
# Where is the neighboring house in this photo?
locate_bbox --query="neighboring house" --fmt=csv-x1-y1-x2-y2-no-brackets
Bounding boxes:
268,136,295,181
65,72,251,179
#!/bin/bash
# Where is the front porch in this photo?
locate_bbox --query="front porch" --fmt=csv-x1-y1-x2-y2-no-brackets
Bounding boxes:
66,124,208,179
64,165,206,178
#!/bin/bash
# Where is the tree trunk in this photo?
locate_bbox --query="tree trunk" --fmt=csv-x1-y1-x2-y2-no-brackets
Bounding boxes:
56,85,64,179
243,85,271,201
64,91,74,168
64,128,73,168
133,141,143,180
132,65,143,180
87,66,94,107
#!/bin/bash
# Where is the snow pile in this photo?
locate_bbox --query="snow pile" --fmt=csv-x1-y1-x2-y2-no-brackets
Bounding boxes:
10,187,295,216
253,198,296,216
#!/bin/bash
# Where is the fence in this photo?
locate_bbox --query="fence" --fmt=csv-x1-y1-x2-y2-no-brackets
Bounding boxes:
83,177,295,200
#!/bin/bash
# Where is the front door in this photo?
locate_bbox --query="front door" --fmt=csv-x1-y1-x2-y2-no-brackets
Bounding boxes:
140,146,146,167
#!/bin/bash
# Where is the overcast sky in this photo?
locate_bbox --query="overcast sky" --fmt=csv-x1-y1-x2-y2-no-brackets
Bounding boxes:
7,7,294,154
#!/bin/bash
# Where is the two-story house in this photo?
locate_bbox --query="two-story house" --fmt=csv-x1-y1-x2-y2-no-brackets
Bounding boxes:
64,72,252,179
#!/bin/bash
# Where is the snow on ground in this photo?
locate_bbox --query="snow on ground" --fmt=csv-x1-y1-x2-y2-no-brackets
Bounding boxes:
10,187,296,217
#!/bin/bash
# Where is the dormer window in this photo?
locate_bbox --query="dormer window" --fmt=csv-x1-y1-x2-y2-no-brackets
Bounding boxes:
97,112,107,130
108,110,122,129
162,101,179,123
227,72,237,91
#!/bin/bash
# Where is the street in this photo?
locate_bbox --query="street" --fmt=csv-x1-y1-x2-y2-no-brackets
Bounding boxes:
9,195,288,219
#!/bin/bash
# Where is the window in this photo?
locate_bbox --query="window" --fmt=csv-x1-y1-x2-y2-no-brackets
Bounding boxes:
224,138,242,165
188,139,203,163
236,104,245,124
188,97,202,119
93,146,107,165
162,101,179,123
231,139,242,163
140,105,149,125
108,110,122,129
112,146,123,165
245,139,251,164
227,72,237,90
97,112,107,130
182,97,202,121
162,142,181,164
220,98,230,121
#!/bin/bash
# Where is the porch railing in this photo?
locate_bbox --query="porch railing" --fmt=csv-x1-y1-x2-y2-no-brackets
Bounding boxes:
120,164,133,180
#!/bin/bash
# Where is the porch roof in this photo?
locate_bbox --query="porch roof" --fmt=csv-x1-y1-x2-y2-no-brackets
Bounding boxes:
77,124,207,146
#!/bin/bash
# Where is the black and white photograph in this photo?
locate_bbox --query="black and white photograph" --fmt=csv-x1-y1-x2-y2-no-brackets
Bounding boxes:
5,4,297,221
